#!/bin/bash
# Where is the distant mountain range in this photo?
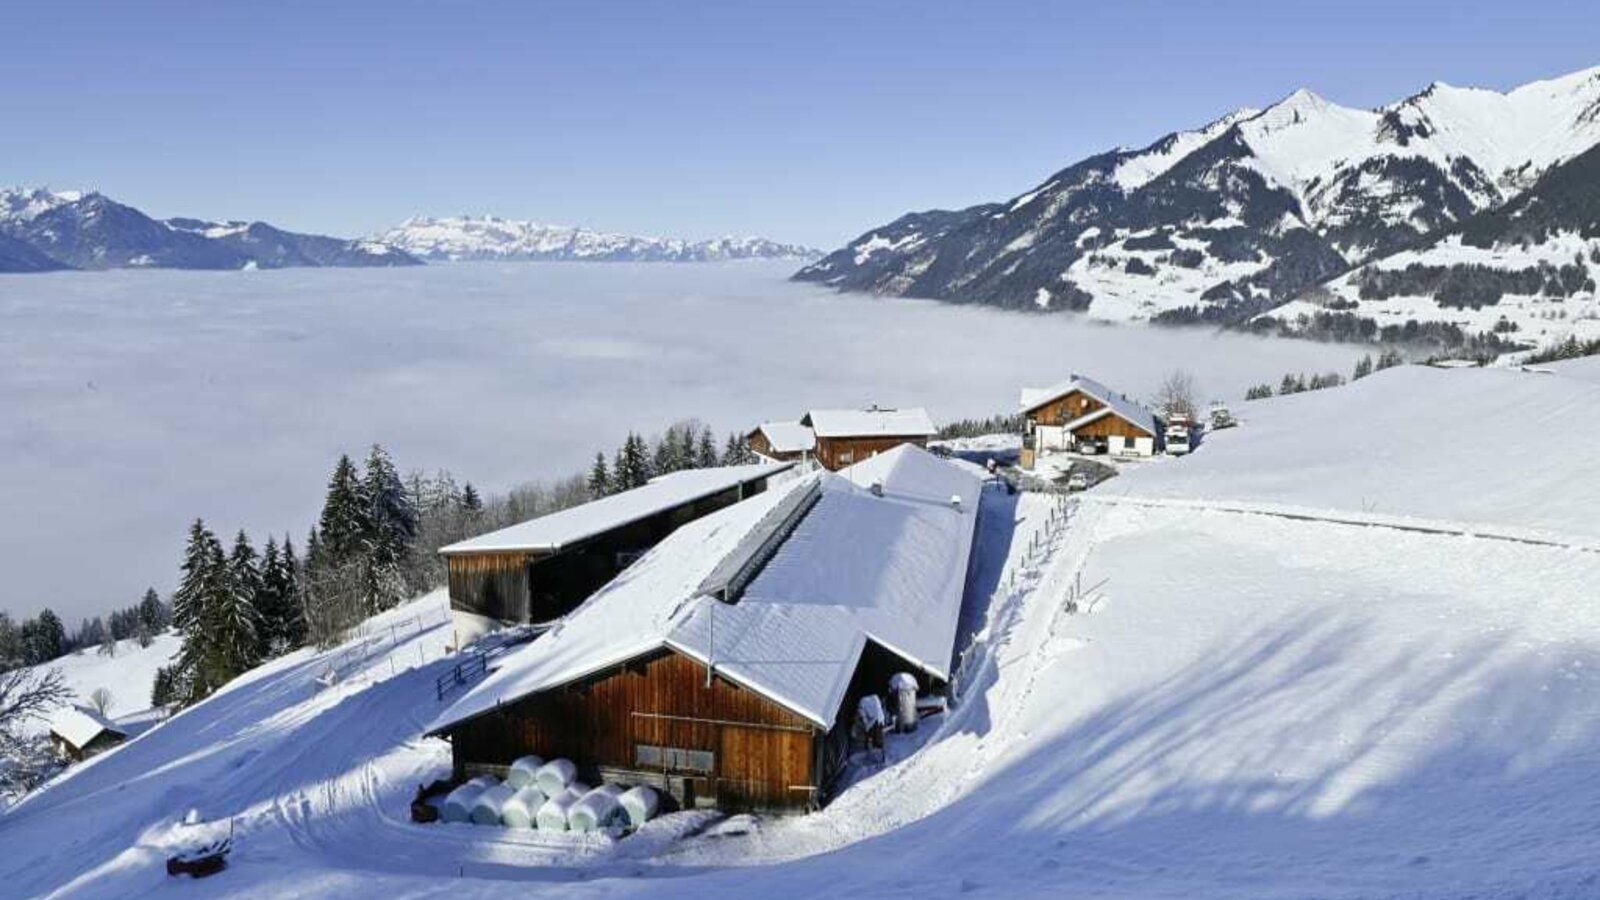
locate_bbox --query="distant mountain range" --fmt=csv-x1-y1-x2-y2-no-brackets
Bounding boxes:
796,65,1600,351
0,188,418,272
375,215,819,263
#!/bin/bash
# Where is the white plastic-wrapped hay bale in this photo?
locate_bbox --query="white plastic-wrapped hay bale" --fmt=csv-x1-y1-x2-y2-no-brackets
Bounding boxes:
505,755,545,789
500,785,547,829
440,776,497,823
618,785,660,829
568,784,626,834
535,786,585,831
534,758,578,797
470,782,516,825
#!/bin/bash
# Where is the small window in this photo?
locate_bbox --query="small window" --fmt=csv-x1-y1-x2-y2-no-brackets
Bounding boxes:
635,743,714,773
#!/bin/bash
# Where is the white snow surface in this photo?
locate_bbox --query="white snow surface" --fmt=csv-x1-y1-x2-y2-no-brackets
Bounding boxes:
8,359,1600,897
432,446,982,731
14,632,182,738
439,463,791,555
801,406,937,438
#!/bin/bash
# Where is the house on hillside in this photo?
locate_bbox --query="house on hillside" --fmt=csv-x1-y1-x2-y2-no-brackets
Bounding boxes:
440,463,793,647
1019,375,1161,468
426,445,982,813
49,706,127,762
798,406,938,471
746,421,816,464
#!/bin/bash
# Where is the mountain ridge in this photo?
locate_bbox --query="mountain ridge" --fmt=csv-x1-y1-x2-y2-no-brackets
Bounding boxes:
796,64,1600,349
375,214,819,263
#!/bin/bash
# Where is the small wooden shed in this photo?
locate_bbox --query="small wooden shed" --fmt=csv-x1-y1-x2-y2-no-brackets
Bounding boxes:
49,706,127,762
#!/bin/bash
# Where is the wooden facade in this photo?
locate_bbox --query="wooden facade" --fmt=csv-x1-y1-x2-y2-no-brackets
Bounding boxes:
1026,388,1107,428
446,481,768,626
746,428,806,463
1023,387,1157,465
51,729,124,762
446,641,943,813
812,434,930,472
450,648,825,812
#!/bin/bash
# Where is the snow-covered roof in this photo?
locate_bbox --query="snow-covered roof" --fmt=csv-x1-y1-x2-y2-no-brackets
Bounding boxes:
48,706,125,751
750,421,816,454
1020,374,1160,437
801,407,937,439
438,463,793,555
428,445,982,732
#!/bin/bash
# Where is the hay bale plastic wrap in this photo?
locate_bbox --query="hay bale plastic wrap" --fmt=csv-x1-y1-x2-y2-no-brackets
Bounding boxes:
534,758,578,797
440,776,497,823
470,783,516,825
500,785,547,829
618,785,660,829
506,755,545,789
568,785,626,834
535,786,585,832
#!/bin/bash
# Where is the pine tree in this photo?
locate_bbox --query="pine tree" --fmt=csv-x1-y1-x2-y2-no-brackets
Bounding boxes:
0,611,21,669
138,587,166,633
1376,348,1404,371
651,431,674,477
317,454,368,566
616,432,651,490
172,520,225,703
362,444,418,612
229,531,263,616
1352,354,1374,381
278,536,307,649
32,609,64,662
587,452,611,498
696,427,720,468
461,483,482,512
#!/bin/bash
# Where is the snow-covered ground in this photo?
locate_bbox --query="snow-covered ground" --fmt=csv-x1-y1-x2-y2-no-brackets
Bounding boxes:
37,633,182,725
7,359,1600,898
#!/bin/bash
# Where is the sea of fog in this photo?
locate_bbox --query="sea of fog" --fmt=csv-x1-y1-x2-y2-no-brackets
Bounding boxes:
0,261,1361,620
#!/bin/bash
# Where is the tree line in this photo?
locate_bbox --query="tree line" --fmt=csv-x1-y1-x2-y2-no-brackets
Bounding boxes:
1243,349,1403,401
0,590,171,671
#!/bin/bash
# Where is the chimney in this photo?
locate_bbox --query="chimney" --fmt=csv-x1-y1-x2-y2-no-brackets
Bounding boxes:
870,480,884,497
950,494,963,512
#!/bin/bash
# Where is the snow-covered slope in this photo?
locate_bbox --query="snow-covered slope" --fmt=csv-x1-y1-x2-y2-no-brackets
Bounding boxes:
0,187,420,272
798,65,1600,333
41,632,182,725
7,365,1600,898
377,215,819,263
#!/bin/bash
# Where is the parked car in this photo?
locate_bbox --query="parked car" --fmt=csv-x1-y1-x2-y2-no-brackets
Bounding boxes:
1066,471,1090,491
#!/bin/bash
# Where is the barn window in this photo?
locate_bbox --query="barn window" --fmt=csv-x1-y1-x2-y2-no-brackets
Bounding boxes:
635,743,714,773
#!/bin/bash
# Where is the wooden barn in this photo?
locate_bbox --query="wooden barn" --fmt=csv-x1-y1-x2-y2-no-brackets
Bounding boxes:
440,463,793,647
49,706,127,762
1019,375,1161,468
426,445,982,813
745,421,816,464
798,406,938,471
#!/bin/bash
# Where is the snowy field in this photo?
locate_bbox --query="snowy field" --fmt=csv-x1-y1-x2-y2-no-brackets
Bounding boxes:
5,363,1600,898
0,261,1360,622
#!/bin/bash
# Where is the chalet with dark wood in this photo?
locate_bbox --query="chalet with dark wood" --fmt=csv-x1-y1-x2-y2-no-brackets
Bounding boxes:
426,445,981,813
439,463,793,647
745,422,816,464
798,407,938,471
49,706,127,762
1019,374,1162,468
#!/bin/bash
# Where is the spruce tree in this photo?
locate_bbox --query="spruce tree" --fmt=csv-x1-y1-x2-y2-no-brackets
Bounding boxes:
696,427,719,469
1352,354,1374,380
587,452,611,498
615,432,651,490
138,587,165,633
33,609,64,662
461,483,482,513
172,520,226,702
278,536,308,650
317,454,368,566
362,444,418,612
0,612,21,669
651,431,674,477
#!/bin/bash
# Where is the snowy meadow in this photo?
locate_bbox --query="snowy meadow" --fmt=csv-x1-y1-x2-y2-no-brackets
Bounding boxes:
0,261,1360,620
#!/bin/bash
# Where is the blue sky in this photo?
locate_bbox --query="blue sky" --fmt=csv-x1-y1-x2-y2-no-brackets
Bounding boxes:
3,1,1596,247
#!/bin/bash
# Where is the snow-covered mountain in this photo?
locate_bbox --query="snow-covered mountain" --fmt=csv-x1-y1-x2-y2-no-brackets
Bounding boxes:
0,187,420,272
1260,141,1600,351
377,215,819,263
797,65,1600,347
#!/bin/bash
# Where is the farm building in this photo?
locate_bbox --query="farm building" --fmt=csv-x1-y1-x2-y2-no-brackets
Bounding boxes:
440,463,793,647
49,706,127,762
1019,375,1161,468
798,406,938,471
426,445,982,813
745,421,816,464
